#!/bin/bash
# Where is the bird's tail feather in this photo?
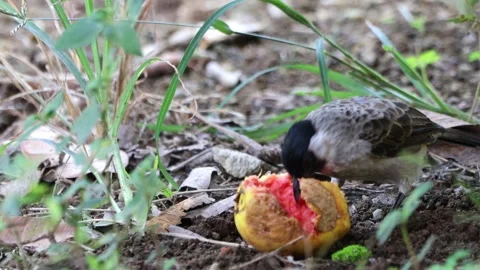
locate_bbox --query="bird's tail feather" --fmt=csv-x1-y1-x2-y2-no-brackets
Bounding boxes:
439,125,480,148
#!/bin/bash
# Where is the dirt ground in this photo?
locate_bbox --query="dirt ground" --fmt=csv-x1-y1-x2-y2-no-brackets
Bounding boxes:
1,0,480,269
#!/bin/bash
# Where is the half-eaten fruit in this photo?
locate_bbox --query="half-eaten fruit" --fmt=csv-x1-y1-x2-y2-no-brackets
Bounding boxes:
234,173,351,257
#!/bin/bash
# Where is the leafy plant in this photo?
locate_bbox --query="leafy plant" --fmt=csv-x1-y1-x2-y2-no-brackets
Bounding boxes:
377,182,434,270
428,250,479,270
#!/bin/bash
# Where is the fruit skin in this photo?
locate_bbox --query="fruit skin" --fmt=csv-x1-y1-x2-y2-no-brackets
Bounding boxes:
234,173,351,257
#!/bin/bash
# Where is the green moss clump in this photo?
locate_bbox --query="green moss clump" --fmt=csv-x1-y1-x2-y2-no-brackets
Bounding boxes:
331,244,372,263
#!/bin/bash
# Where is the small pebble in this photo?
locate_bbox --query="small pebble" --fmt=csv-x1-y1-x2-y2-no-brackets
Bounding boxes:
372,194,395,206
349,205,357,216
454,186,467,197
372,209,384,221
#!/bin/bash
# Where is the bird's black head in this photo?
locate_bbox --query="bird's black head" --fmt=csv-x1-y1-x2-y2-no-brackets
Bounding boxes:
281,120,326,202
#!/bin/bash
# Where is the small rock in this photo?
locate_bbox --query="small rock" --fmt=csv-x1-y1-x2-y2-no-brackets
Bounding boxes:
205,61,242,88
372,209,384,221
372,194,395,206
454,186,468,197
212,147,263,178
349,205,357,216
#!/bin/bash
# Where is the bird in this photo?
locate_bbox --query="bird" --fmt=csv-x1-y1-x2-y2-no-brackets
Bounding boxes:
281,96,480,208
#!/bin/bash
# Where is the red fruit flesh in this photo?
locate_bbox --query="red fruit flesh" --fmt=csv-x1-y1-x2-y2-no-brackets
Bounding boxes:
245,174,317,234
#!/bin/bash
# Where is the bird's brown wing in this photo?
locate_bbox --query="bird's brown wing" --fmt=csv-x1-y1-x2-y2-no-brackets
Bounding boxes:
360,101,445,157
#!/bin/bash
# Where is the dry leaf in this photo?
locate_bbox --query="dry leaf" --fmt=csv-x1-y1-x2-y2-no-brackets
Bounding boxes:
419,109,470,128
146,193,214,233
212,147,264,178
44,144,129,181
0,217,74,252
20,139,61,167
187,194,236,219
429,141,480,166
179,167,218,191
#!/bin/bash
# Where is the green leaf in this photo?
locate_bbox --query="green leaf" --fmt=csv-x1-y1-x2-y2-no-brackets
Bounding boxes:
20,184,51,205
406,50,441,69
402,235,436,270
71,101,101,144
56,18,104,50
376,211,402,245
294,89,361,99
401,182,433,222
213,19,233,35
39,92,64,120
448,14,477,23
410,16,426,33
104,22,142,56
217,65,282,109
469,51,480,62
315,38,331,103
127,0,144,21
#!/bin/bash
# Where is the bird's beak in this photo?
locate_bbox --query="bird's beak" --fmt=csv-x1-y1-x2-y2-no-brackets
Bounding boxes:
292,176,301,202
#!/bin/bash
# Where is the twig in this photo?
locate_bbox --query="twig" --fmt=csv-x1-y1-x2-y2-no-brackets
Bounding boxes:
168,148,212,172
159,232,245,248
152,187,237,203
194,113,263,156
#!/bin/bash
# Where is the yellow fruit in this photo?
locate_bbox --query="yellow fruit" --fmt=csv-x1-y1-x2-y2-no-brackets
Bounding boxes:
234,173,351,257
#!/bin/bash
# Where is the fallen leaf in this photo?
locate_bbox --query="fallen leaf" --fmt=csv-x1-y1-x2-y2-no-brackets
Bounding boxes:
20,139,61,167
187,194,236,218
0,217,75,252
429,141,480,166
44,144,129,181
205,61,242,88
212,147,264,178
179,167,218,191
147,193,214,233
419,109,470,128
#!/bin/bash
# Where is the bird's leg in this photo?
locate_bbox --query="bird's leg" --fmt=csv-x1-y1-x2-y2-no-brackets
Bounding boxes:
392,192,406,210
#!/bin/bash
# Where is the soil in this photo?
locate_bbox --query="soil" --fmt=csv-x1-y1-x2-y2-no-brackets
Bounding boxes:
1,0,480,269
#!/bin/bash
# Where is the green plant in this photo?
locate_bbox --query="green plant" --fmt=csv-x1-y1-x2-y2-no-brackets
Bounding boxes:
210,0,480,143
0,0,242,267
377,182,434,270
331,244,372,263
428,250,479,270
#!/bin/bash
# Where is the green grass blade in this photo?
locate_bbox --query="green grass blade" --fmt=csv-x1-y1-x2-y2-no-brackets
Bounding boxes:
294,88,364,99
50,0,95,81
261,0,312,29
315,38,331,103
265,104,320,125
217,65,283,109
84,0,101,77
0,1,87,90
110,58,167,202
154,0,244,187
366,21,394,47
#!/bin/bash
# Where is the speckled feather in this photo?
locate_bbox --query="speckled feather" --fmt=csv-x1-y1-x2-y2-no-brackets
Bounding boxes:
305,97,444,193
306,97,444,159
